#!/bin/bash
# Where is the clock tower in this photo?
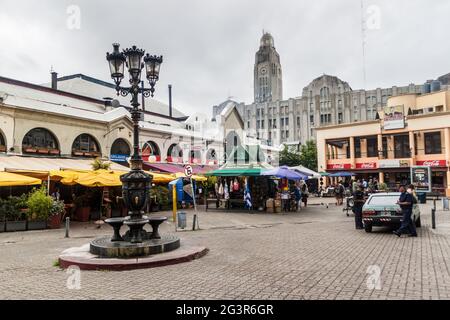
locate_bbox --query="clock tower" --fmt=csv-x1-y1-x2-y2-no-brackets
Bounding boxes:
254,32,283,103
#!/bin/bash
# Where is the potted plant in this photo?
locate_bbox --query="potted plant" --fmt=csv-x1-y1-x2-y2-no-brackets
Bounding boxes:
74,194,91,222
4,196,28,232
150,186,170,211
26,188,52,230
48,200,65,229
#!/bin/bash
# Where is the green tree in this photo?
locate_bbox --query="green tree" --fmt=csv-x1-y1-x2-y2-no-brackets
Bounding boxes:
298,140,318,171
279,145,302,167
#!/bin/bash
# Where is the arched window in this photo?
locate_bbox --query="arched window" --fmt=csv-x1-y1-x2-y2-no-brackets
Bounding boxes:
142,141,161,162
22,128,59,155
72,134,101,157
110,138,130,163
167,144,183,163
0,132,6,153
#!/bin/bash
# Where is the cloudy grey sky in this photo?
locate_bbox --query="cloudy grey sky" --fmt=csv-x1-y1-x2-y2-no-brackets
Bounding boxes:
1,0,449,116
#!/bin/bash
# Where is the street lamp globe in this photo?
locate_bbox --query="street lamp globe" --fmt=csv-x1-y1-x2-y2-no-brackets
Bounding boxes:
144,54,163,97
106,43,126,87
123,45,145,84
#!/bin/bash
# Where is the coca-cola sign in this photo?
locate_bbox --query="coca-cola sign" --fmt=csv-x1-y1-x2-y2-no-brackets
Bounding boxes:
327,163,351,170
356,162,377,169
416,160,447,167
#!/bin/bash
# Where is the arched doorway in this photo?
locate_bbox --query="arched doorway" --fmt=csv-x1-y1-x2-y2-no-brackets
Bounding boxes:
72,134,101,158
142,141,161,162
167,144,183,163
0,131,6,153
206,148,217,165
110,138,131,163
190,149,202,164
22,128,60,155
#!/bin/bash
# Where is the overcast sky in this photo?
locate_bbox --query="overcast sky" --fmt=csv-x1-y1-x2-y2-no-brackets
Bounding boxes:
1,0,450,116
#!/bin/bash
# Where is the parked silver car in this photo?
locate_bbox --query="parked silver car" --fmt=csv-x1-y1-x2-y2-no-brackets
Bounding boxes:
362,192,421,233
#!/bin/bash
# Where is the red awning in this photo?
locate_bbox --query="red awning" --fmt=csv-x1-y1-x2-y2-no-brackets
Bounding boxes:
144,162,218,174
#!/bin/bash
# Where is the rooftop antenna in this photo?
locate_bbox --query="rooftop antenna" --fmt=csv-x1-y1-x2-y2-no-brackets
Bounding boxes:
360,0,367,89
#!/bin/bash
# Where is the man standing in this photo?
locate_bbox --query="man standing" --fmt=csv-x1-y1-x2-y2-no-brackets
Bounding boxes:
353,184,366,229
335,181,345,206
393,185,417,237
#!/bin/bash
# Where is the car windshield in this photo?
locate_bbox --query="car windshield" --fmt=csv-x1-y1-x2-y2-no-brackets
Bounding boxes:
367,195,399,206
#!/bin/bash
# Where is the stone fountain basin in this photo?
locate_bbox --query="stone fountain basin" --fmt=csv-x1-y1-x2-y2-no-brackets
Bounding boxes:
59,241,208,271
90,234,180,258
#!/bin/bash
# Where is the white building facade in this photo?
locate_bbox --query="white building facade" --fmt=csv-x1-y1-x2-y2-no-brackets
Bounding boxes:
212,33,449,149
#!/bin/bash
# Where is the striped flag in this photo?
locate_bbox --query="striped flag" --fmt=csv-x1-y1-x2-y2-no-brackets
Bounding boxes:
244,178,252,209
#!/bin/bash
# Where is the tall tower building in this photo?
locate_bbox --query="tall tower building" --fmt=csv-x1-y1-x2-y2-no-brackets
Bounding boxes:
254,32,283,103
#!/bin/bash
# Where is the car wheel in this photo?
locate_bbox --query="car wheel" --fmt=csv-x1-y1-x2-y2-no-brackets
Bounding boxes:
415,216,421,228
364,224,372,233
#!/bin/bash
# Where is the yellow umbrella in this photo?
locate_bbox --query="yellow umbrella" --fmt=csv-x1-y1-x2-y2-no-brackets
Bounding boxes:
0,172,42,187
172,172,207,182
148,171,176,184
74,170,126,187
49,170,83,185
4,169,49,180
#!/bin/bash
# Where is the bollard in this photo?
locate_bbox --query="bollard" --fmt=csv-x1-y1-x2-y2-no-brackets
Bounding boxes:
192,214,197,231
65,217,70,238
431,208,436,229
433,198,437,211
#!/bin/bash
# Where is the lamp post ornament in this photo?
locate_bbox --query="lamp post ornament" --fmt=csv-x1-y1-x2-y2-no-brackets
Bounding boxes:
106,43,163,243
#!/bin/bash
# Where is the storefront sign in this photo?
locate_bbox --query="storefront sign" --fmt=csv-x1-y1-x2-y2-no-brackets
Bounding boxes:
411,166,432,192
416,160,447,167
379,159,410,168
383,105,405,130
356,162,377,170
327,163,352,170
110,154,128,162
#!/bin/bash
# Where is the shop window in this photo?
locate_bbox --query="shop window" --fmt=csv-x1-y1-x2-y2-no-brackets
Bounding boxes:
382,137,388,159
425,132,442,154
366,137,378,157
354,138,361,158
72,134,101,157
394,135,410,158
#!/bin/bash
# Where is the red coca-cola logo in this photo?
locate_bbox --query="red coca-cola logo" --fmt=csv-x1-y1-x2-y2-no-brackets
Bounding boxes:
416,160,446,167
327,163,351,170
356,162,377,169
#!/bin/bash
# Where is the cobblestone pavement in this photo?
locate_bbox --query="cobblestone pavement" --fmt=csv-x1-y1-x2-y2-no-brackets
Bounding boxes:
1,197,450,300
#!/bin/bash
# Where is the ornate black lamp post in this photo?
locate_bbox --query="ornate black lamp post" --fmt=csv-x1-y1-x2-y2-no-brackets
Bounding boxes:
106,43,163,243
